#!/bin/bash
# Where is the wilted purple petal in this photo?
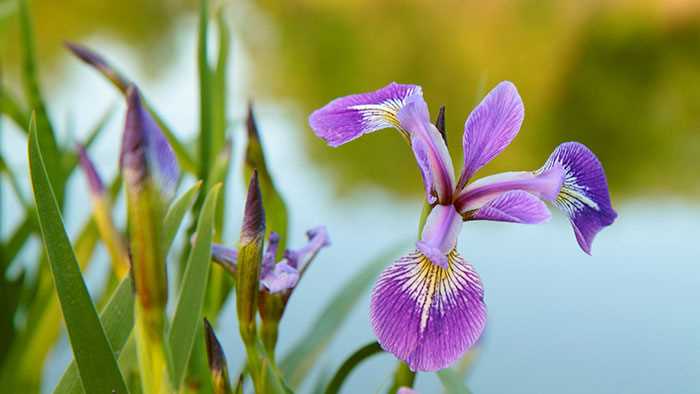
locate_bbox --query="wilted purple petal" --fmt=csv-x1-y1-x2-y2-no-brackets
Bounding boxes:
458,81,524,187
399,95,456,204
260,262,300,293
470,190,551,224
371,250,486,372
121,86,179,200
453,166,564,214
540,142,617,254
77,144,105,196
284,226,330,274
416,204,462,268
309,82,422,147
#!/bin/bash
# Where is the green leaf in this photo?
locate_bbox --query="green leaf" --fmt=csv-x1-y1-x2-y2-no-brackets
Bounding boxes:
168,183,222,389
19,0,63,204
324,342,383,394
437,368,473,394
197,0,214,186
0,80,29,131
163,180,202,251
280,242,408,388
212,7,230,151
28,117,127,393
52,278,135,394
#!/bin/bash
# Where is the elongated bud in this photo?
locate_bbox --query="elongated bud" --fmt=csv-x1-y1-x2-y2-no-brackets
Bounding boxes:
121,85,179,200
77,144,129,277
122,85,174,393
236,171,265,346
204,319,233,394
65,42,129,92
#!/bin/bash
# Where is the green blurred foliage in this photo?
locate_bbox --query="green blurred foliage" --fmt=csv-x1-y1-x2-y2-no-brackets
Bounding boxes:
242,0,700,199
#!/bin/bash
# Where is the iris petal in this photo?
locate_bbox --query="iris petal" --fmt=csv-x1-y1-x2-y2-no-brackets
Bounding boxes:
458,81,524,188
398,95,456,204
540,142,617,254
308,82,422,147
370,250,486,372
470,190,551,224
416,204,462,268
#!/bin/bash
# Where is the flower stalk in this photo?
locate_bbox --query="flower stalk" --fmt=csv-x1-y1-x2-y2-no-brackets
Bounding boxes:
121,85,179,393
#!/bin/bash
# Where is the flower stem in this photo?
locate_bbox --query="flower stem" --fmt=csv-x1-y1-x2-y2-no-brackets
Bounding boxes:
387,362,416,393
325,342,383,394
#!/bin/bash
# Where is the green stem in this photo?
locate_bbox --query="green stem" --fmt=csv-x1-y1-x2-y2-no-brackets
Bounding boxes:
324,342,383,394
387,362,416,394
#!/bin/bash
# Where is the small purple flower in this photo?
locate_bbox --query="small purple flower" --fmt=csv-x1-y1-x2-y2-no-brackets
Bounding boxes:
211,227,330,294
309,81,617,371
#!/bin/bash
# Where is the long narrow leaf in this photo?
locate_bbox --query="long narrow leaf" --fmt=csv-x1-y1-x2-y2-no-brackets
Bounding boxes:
197,0,214,185
281,242,408,387
163,180,202,251
168,184,222,389
28,118,127,393
52,278,135,394
19,0,63,203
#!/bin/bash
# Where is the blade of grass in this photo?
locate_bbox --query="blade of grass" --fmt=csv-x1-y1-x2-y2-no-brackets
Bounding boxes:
324,342,383,394
52,277,135,394
168,183,221,389
197,0,214,187
28,117,127,393
0,81,29,130
280,242,408,388
163,180,202,251
212,6,230,153
19,0,63,203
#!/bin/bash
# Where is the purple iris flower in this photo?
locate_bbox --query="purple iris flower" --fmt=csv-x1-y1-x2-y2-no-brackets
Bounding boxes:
211,227,330,294
309,81,617,371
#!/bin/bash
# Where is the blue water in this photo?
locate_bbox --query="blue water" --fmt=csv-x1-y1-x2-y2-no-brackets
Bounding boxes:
1,21,698,394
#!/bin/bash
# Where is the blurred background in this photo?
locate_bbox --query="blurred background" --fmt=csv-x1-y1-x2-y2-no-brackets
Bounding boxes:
1,0,699,393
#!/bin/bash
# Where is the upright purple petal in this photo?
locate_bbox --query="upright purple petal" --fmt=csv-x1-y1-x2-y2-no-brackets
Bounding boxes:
470,190,551,224
121,85,180,200
77,144,105,197
399,95,456,204
453,166,564,214
458,81,524,188
540,142,617,254
416,204,462,268
260,232,281,279
309,82,422,147
371,250,486,372
284,226,330,274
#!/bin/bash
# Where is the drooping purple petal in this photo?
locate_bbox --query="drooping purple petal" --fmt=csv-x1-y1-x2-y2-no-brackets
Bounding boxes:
121,85,180,200
211,243,238,275
260,262,300,293
416,204,462,268
540,142,617,254
453,165,564,214
398,95,456,204
309,82,422,147
284,226,330,274
458,81,524,188
370,250,486,372
77,144,105,197
470,190,551,224
66,42,129,92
